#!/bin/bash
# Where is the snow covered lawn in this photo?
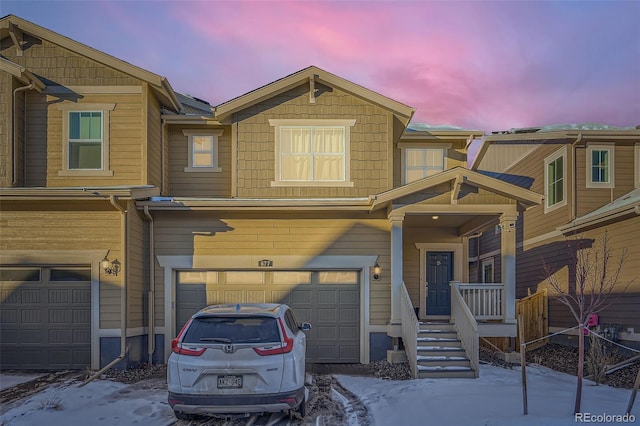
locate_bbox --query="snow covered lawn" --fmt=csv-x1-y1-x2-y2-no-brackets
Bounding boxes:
1,364,638,425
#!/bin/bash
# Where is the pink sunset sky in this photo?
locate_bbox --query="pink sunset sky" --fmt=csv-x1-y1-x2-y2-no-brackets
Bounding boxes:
4,0,639,131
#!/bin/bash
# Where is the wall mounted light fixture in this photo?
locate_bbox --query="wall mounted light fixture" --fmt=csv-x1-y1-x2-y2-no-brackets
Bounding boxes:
373,263,381,280
101,251,121,276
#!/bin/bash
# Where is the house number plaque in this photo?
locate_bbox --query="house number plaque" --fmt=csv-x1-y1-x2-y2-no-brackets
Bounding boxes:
258,259,273,267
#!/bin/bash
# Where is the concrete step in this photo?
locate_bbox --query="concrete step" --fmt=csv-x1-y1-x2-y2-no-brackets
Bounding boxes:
417,337,463,348
418,322,455,332
417,355,471,368
417,346,467,357
417,365,477,379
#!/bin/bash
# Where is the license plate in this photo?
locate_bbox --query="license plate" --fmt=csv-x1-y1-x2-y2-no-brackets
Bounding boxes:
217,375,243,389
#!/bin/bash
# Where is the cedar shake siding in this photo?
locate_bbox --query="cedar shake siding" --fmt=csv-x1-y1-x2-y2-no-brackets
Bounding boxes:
233,83,394,198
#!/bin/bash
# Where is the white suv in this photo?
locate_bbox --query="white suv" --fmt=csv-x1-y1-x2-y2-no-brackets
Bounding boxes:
167,303,311,420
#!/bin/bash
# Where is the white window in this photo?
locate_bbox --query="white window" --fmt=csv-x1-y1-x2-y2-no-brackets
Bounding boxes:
58,103,115,176
544,147,567,212
183,129,223,172
405,149,445,183
269,119,355,187
586,144,614,188
481,258,494,283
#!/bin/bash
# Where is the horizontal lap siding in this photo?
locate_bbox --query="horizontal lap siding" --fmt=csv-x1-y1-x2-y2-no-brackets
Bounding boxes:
152,212,391,326
127,203,146,329
235,84,391,198
0,73,10,187
0,203,123,328
167,125,231,197
576,145,637,217
146,90,162,188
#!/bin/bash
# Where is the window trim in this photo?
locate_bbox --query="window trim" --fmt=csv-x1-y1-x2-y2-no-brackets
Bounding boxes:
183,129,223,173
269,119,355,187
586,143,614,189
544,147,567,213
481,257,494,284
398,143,451,184
57,103,115,177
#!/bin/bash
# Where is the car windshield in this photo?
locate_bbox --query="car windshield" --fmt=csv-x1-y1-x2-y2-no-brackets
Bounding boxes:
182,316,281,344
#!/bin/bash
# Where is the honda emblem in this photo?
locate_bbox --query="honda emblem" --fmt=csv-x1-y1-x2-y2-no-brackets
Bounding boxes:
223,344,235,354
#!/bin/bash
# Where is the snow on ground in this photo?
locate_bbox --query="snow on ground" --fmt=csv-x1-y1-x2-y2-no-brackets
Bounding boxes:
1,364,638,425
0,378,174,425
337,364,639,426
0,373,45,391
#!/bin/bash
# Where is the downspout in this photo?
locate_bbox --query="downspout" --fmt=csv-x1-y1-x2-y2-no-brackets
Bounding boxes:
12,83,34,186
81,195,128,386
143,206,155,364
570,134,583,222
161,119,167,195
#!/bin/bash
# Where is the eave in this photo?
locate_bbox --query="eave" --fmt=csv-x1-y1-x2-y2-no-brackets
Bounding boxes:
161,114,221,126
214,66,415,124
0,185,160,200
137,197,373,211
0,57,46,91
370,167,543,212
0,15,181,112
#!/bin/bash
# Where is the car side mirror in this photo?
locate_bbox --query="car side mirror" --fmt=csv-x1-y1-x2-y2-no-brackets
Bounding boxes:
300,322,312,331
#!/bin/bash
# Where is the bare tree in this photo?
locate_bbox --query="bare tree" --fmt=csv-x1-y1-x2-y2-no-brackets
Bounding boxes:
543,232,635,414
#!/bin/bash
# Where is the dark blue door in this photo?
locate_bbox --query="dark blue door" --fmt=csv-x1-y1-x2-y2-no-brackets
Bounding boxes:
426,252,453,315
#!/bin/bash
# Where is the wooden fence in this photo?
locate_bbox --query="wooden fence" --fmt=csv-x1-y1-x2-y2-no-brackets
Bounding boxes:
482,289,548,352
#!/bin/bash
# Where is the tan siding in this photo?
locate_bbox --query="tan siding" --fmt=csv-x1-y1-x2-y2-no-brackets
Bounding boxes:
152,211,391,326
1,37,137,86
167,125,232,197
146,90,162,187
234,83,392,198
0,73,10,186
41,93,144,187
576,145,637,217
0,201,123,328
25,91,48,186
127,202,146,328
505,143,571,240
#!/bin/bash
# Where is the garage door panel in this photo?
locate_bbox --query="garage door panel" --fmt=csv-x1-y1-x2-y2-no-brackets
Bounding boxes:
21,289,40,303
176,269,360,363
1,270,92,370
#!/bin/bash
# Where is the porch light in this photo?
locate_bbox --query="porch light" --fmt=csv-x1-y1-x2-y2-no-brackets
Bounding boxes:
432,215,439,220
373,263,381,280
101,252,121,276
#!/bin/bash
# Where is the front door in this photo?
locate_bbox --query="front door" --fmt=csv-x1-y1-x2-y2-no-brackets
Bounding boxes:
426,252,453,315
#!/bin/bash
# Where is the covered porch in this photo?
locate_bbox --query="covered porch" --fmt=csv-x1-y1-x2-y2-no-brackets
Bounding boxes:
370,168,543,377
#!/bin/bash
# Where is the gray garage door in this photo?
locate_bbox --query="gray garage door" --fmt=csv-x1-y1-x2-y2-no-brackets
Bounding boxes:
0,267,91,370
176,270,360,363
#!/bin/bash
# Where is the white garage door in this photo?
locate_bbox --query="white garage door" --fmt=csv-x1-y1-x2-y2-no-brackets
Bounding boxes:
0,267,91,370
176,270,360,363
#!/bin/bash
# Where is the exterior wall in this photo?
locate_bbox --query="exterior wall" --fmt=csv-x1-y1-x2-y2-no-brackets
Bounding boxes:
575,144,637,217
127,201,146,329
0,35,137,87
151,211,391,326
402,220,465,309
167,125,232,197
146,88,163,188
0,200,122,328
233,83,395,198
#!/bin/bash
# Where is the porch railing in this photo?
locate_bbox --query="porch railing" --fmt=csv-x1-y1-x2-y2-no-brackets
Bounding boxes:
450,282,479,377
400,281,419,378
456,283,504,320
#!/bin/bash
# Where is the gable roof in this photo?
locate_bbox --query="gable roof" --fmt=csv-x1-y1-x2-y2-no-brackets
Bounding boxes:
472,128,640,172
0,15,182,112
370,166,543,211
214,65,415,123
0,57,46,91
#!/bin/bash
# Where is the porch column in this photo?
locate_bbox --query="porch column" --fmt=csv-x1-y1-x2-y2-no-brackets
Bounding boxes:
500,213,518,323
388,212,404,336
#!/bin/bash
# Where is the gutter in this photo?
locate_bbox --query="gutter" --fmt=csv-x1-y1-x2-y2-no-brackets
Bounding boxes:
12,83,34,185
81,196,128,386
143,206,155,364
